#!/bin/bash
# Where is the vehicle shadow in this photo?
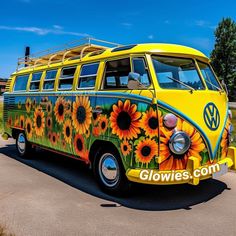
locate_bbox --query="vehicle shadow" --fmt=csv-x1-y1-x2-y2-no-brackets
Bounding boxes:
0,142,230,211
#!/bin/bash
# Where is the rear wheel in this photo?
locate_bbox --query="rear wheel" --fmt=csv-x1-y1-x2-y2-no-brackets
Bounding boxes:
93,148,131,195
16,132,32,158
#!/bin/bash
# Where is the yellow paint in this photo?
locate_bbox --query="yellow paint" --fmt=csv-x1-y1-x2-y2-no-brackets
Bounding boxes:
126,157,233,185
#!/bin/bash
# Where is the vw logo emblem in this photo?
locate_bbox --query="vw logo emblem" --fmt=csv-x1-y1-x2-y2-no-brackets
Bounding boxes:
203,103,220,131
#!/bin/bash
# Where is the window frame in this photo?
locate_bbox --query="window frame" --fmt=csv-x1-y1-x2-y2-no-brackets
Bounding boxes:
151,54,206,91
43,69,58,91
29,71,43,91
101,55,152,90
101,57,131,90
13,74,30,92
58,66,77,91
196,60,223,91
77,62,100,90
131,56,152,88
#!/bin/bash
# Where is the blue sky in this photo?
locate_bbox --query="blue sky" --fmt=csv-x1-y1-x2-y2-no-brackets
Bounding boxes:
0,0,235,78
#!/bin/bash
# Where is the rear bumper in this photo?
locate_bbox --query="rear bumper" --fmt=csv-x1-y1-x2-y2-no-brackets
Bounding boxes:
126,146,236,185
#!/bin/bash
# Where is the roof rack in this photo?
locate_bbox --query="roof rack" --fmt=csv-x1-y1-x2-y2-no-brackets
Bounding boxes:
17,37,122,70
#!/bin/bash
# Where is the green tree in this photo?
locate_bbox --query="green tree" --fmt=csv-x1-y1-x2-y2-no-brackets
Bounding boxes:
210,17,236,101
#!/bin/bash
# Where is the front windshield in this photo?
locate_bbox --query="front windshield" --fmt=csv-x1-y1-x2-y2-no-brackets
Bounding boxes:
152,56,204,90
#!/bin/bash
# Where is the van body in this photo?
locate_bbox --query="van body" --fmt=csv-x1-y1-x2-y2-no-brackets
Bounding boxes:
3,38,236,194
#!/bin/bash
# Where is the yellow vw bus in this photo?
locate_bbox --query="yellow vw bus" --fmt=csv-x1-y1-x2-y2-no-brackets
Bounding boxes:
2,38,236,194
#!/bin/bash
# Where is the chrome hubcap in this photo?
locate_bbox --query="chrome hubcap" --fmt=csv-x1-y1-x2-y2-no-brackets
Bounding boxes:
98,153,119,187
17,133,26,154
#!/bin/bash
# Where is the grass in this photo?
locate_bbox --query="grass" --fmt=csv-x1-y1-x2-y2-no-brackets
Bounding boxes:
0,100,3,134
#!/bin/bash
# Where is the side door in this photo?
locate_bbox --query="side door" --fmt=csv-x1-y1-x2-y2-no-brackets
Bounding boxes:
71,62,100,162
94,56,159,170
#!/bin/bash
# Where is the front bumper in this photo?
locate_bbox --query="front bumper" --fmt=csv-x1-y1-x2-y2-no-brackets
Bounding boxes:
126,146,236,185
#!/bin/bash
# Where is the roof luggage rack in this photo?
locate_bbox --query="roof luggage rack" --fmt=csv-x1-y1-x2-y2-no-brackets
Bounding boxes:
17,37,121,70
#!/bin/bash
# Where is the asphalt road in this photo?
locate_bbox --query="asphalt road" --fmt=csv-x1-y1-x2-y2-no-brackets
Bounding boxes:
0,137,236,236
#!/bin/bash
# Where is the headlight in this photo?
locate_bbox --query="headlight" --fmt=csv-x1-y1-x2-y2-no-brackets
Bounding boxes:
169,131,191,155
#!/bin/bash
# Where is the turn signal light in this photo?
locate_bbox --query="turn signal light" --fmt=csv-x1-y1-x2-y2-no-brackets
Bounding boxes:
163,113,178,129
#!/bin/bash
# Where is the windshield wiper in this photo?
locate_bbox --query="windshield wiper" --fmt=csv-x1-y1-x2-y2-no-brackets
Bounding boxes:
167,76,195,91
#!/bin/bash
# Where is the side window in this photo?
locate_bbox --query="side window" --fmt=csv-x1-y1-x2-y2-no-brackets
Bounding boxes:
30,72,42,91
133,58,151,86
78,63,99,88
198,61,221,91
43,70,57,90
103,58,131,89
59,67,76,90
14,74,29,91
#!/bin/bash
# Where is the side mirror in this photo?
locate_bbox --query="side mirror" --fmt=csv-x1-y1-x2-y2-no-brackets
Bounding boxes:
221,79,228,96
127,72,146,90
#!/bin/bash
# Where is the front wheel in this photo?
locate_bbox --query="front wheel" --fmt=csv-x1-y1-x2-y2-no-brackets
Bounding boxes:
16,132,32,158
93,148,131,195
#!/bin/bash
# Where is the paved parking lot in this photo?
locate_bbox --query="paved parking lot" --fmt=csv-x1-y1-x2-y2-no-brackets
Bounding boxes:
0,137,236,236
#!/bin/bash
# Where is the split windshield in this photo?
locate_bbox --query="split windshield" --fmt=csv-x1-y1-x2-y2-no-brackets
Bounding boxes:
152,56,204,90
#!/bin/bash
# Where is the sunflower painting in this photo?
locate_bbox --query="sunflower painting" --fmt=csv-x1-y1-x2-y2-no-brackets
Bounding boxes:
25,97,32,113
7,93,221,172
33,106,45,137
159,119,206,170
221,118,231,158
72,96,92,134
140,108,161,138
74,133,85,157
46,101,53,114
46,116,53,130
25,117,33,139
63,119,72,145
54,97,66,124
135,138,158,164
110,100,141,140
98,115,109,134
20,115,24,129
121,140,132,157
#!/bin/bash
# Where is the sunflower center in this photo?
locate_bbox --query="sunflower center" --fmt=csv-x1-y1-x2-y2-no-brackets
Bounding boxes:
148,117,158,130
76,138,83,151
117,111,131,130
141,146,151,157
123,145,128,151
36,115,42,128
58,104,64,116
27,123,31,133
93,113,98,120
66,126,70,137
47,105,51,113
101,121,106,130
47,118,51,127
77,106,86,124
53,135,56,142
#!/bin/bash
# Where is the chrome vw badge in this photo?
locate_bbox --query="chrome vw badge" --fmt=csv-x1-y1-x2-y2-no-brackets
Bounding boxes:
203,103,220,131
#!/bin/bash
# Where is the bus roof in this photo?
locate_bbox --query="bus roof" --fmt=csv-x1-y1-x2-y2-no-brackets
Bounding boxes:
13,40,209,76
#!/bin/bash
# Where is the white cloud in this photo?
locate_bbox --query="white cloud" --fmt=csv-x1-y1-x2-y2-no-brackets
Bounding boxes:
0,25,89,37
148,34,154,40
121,22,133,29
195,20,216,29
53,25,63,30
